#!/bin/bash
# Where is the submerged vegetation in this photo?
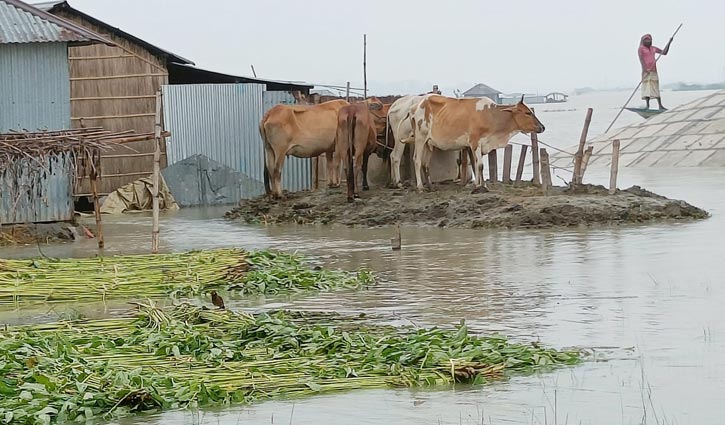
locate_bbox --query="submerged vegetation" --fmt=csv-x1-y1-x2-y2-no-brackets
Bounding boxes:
0,303,581,424
0,249,373,306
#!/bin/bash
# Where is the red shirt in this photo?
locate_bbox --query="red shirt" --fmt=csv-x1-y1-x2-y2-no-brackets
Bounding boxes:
639,45,662,73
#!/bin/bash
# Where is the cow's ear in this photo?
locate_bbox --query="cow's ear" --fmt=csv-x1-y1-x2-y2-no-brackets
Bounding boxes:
367,103,383,111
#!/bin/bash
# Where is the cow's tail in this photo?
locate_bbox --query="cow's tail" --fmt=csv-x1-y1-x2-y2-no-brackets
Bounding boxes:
383,109,392,163
346,115,356,202
259,119,273,196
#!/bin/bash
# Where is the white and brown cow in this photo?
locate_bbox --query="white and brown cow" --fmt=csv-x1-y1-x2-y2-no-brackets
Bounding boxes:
411,95,545,191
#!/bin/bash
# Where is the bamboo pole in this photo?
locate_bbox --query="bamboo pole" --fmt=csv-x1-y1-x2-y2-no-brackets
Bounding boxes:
363,34,367,99
151,90,162,254
540,148,552,196
579,146,594,184
488,150,498,182
346,82,351,102
70,73,167,81
90,149,104,249
573,108,593,185
609,140,621,195
71,113,156,121
503,145,513,183
515,145,528,182
531,133,541,184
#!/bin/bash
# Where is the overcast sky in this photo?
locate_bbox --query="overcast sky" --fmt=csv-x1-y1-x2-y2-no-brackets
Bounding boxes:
66,0,724,96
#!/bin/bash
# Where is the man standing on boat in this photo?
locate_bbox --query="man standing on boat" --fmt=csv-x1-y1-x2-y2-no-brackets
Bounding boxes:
639,33,673,110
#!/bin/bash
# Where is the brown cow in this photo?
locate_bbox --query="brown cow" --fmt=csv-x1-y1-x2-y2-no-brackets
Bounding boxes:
335,98,384,202
260,99,348,198
412,95,545,191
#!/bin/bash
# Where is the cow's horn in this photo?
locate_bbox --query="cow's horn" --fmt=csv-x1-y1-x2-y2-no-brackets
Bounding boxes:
520,95,525,104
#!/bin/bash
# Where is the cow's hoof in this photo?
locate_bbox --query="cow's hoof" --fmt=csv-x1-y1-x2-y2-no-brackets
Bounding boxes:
363,186,370,191
471,186,489,194
354,194,361,199
347,197,354,203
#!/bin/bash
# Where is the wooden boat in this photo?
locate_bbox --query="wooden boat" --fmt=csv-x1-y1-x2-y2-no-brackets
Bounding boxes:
625,107,666,119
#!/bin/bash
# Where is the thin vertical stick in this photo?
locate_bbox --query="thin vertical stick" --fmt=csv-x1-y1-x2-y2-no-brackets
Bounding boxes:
573,108,593,185
503,145,513,183
391,222,401,251
312,157,319,190
609,139,621,194
151,90,162,254
346,82,350,102
250,65,257,78
488,150,498,182
515,145,528,182
579,146,594,184
363,34,367,99
90,149,104,249
540,148,552,196
531,133,541,184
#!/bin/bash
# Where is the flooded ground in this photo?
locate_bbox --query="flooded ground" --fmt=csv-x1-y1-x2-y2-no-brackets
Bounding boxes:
2,167,724,425
2,90,724,424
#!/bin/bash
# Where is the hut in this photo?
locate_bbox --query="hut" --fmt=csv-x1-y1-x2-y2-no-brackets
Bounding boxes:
0,0,105,132
34,1,315,200
550,90,725,169
462,83,503,103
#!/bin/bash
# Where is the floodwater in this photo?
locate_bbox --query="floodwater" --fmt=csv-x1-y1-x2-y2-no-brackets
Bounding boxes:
2,90,724,424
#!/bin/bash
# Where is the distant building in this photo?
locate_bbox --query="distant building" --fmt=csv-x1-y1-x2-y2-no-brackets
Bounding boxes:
462,83,503,103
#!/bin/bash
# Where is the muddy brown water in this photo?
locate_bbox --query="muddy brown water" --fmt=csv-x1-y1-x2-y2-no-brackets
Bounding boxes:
1,167,724,424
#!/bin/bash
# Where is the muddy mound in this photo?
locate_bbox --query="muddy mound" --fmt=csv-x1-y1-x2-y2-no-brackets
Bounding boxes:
225,182,709,229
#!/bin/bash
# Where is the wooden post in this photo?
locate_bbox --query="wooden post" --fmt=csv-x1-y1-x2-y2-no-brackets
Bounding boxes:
609,139,620,195
363,34,367,99
502,145,513,183
346,82,350,102
540,148,552,196
515,145,528,182
531,133,541,184
90,149,104,249
391,222,401,250
151,90,162,254
488,150,498,182
573,108,593,185
579,146,594,184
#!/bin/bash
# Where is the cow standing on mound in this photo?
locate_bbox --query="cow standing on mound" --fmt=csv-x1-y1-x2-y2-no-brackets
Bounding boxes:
412,95,545,191
335,98,384,202
260,99,348,198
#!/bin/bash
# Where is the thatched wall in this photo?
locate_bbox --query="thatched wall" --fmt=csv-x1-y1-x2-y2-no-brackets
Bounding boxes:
52,10,167,196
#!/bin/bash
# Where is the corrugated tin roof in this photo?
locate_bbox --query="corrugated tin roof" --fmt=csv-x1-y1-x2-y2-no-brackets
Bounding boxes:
463,83,502,96
0,0,106,44
168,62,313,90
36,1,194,65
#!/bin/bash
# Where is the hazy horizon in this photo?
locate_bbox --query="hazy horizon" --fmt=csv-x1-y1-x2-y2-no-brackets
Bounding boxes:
55,0,725,96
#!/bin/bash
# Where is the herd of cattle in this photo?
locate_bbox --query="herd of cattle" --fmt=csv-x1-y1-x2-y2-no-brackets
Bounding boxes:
259,94,545,201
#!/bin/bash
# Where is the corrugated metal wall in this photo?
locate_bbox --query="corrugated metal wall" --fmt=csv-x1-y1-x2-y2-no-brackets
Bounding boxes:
163,84,311,201
0,43,71,132
0,152,75,225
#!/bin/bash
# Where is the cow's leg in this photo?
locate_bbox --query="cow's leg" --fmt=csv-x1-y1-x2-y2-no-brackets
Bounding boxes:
263,143,276,196
362,151,370,191
354,150,364,198
422,146,433,190
326,151,338,188
390,138,405,188
474,146,484,187
413,140,426,192
272,149,287,198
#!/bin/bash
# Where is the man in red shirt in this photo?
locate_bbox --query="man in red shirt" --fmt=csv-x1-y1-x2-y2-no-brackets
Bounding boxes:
639,33,673,110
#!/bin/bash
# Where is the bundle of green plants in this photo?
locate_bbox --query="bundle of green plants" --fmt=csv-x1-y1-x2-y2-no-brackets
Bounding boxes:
0,249,373,306
0,302,581,424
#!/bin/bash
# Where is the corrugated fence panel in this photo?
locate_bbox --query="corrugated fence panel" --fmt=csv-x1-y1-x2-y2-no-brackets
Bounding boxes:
262,91,312,192
163,84,311,201
0,152,74,225
0,43,71,132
